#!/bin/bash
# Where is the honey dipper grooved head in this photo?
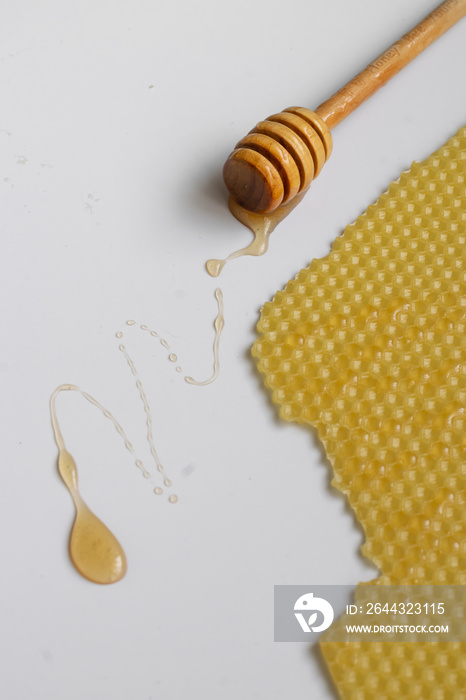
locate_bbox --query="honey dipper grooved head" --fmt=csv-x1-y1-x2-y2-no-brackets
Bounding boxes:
223,107,332,214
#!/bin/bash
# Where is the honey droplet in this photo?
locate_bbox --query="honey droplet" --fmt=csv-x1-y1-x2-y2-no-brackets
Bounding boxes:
58,449,127,585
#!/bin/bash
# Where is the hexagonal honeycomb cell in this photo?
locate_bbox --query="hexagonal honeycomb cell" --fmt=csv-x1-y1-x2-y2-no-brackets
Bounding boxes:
252,126,466,699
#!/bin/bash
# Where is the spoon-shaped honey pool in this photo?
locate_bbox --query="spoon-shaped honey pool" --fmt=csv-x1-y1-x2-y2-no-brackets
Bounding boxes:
51,385,127,585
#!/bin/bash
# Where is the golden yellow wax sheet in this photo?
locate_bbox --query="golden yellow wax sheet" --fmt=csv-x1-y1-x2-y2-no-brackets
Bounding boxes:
252,127,466,699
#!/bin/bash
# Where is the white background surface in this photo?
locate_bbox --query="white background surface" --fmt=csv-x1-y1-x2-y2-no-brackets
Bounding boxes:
1,1,465,698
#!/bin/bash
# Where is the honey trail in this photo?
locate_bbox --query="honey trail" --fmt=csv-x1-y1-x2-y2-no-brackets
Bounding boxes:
124,320,182,372
185,289,224,386
50,384,150,477
49,289,226,578
123,288,225,386
50,384,128,584
206,194,306,277
117,343,176,499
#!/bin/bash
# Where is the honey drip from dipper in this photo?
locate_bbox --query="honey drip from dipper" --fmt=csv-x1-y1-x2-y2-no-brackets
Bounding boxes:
206,194,306,277
207,108,332,276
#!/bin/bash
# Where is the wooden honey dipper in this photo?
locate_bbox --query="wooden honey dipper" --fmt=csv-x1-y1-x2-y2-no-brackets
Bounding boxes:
223,0,466,214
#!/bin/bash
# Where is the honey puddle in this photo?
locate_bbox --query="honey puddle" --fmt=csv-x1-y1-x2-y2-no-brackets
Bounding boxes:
50,385,128,584
206,193,306,277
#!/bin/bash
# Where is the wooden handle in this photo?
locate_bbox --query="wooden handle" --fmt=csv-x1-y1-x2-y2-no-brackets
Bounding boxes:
316,0,466,129
223,0,466,214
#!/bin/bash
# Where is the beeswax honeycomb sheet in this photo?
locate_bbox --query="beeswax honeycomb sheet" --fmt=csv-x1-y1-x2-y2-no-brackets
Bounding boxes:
252,127,466,699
